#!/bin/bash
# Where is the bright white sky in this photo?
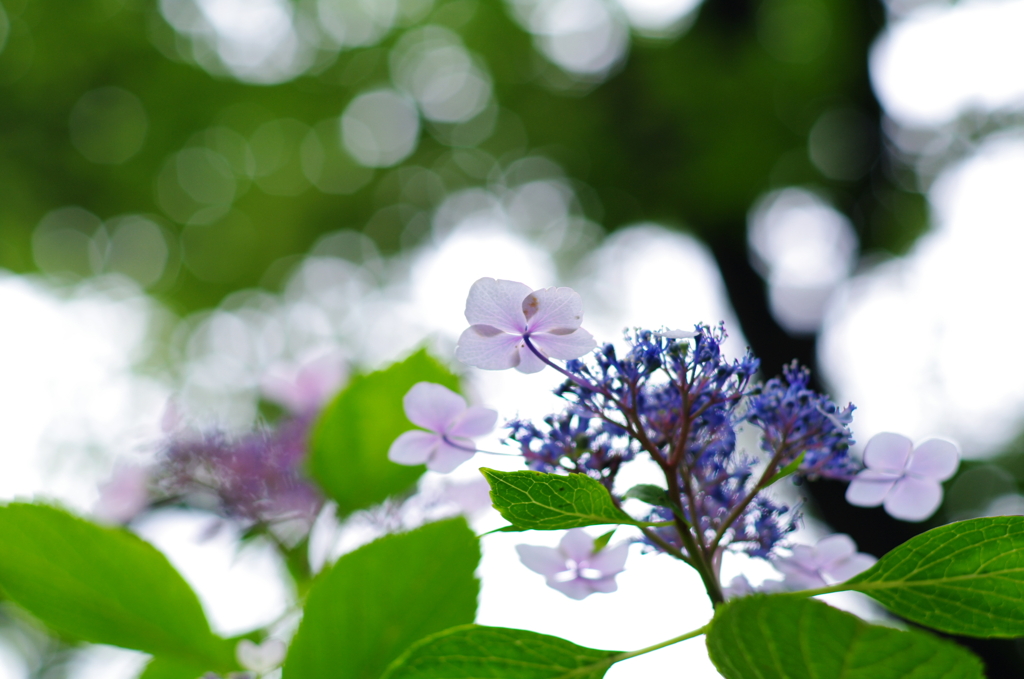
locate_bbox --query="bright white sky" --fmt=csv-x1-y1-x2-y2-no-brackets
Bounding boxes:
2,0,1024,676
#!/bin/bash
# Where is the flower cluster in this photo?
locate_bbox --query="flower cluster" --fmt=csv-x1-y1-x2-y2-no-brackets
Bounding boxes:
387,278,961,602
153,416,323,534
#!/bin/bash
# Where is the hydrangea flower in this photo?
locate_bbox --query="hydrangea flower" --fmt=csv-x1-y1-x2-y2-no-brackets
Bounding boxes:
455,278,596,373
845,433,960,522
93,464,151,524
388,382,498,473
772,534,876,591
516,528,630,600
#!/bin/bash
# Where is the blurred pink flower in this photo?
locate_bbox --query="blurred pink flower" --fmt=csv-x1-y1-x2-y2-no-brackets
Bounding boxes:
261,353,347,415
94,464,151,524
516,528,629,600
845,433,960,522
388,382,497,473
773,534,876,591
455,278,595,374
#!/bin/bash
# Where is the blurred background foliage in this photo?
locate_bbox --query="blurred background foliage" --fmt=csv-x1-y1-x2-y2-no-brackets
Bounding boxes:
0,0,924,318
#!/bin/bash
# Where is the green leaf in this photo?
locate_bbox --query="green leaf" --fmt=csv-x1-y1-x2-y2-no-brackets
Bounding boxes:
0,503,234,671
763,451,805,488
282,518,480,679
847,516,1024,637
138,657,211,679
381,624,620,679
481,469,639,530
707,596,983,679
592,529,616,553
309,349,460,517
622,484,670,506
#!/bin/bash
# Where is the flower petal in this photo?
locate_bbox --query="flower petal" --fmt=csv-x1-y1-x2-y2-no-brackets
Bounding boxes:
547,577,594,600
530,327,597,361
448,406,498,438
907,438,960,481
863,432,914,473
515,345,547,374
516,544,568,577
814,534,857,571
585,575,619,594
558,528,595,563
388,430,439,466
522,286,584,334
845,470,900,507
884,476,943,522
586,541,629,576
464,278,532,332
427,438,476,473
828,553,877,582
403,382,466,432
456,326,523,370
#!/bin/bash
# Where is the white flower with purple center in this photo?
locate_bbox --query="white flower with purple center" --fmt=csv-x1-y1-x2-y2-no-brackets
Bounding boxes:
845,432,960,522
388,382,498,473
455,278,596,374
772,534,877,591
515,528,629,600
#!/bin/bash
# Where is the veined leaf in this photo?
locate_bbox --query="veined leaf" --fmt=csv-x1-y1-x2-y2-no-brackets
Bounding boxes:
382,624,620,679
481,469,639,530
707,596,983,679
848,516,1024,637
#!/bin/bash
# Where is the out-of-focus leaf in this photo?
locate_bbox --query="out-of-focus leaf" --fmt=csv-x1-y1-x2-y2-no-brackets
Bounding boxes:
0,503,234,671
282,518,480,679
309,349,460,517
138,657,211,679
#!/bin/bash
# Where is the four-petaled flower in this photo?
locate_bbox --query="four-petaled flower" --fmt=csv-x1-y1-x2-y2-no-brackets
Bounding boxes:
772,534,877,591
516,528,629,600
845,433,960,522
388,382,498,473
455,278,596,374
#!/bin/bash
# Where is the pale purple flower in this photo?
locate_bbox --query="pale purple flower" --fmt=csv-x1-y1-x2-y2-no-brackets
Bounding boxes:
773,534,877,591
455,278,596,374
388,382,498,473
845,432,960,522
515,528,629,600
722,574,785,600
94,464,151,524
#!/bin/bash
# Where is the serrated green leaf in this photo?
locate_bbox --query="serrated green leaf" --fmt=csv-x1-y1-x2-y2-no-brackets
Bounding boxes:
309,349,460,517
763,451,805,488
381,624,621,679
282,518,480,679
707,596,983,679
847,516,1024,637
0,503,234,671
481,469,640,530
622,484,670,506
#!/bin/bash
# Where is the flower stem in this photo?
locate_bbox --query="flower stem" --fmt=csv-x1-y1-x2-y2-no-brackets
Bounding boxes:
556,624,710,678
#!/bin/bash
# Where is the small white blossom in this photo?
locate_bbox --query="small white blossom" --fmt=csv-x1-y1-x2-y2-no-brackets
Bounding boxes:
236,638,286,674
516,528,629,600
845,433,960,522
455,278,596,374
387,382,497,473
